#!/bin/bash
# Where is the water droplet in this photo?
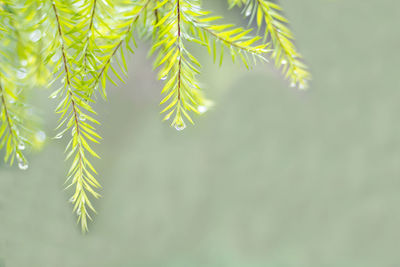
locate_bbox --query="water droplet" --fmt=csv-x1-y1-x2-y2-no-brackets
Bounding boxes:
76,209,82,216
290,82,296,88
16,68,27,79
21,60,28,66
18,142,25,150
29,29,42,42
18,161,28,170
69,196,75,203
245,9,252,17
174,121,186,131
79,115,86,121
299,83,306,90
281,59,287,65
51,52,61,62
197,105,207,114
54,134,63,139
160,76,167,81
35,131,46,142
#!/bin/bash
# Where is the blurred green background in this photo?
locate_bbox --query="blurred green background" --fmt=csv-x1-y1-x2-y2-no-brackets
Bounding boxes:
1,0,400,266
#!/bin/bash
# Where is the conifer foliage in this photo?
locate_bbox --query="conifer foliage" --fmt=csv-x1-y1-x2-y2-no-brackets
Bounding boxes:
0,0,310,231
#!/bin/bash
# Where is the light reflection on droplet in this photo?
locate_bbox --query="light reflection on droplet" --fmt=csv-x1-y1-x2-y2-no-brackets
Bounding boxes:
51,52,61,62
18,161,28,170
197,105,207,114
17,68,27,79
29,29,42,42
18,142,25,150
174,122,186,131
36,131,46,143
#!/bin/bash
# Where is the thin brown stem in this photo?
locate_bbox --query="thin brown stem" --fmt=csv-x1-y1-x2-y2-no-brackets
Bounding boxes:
94,0,151,84
52,2,85,193
176,0,182,100
0,83,15,137
83,0,97,69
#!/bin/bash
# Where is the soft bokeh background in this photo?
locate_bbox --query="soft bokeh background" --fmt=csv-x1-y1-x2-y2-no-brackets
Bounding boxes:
1,0,400,266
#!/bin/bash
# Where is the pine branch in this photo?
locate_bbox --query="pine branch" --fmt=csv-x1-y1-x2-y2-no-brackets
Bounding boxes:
51,1,101,232
152,0,209,130
183,3,270,67
200,24,267,58
94,0,152,98
0,1,42,168
0,80,28,169
228,0,310,88
256,0,310,88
